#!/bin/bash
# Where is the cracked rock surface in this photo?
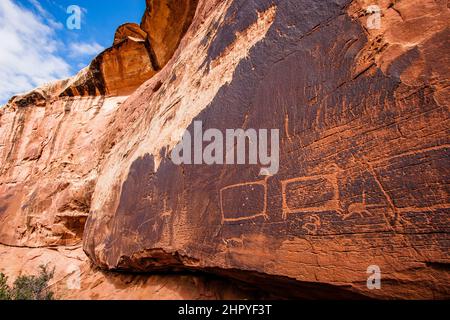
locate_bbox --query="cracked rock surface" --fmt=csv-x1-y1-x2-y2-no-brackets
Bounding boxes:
0,0,449,299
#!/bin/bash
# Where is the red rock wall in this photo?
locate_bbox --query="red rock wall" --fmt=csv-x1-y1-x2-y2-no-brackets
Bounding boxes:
83,0,450,299
0,0,449,299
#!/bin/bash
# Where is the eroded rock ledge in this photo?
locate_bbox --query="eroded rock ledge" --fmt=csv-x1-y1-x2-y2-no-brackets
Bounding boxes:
6,0,199,108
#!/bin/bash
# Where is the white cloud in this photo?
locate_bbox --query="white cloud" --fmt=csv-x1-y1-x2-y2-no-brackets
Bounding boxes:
69,42,104,57
28,0,64,30
0,0,71,104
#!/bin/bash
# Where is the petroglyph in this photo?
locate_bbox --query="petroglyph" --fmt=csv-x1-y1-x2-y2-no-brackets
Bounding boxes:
368,144,450,166
222,237,245,247
351,157,399,228
396,203,450,213
160,199,173,218
301,214,321,235
343,191,386,220
220,178,268,223
281,165,343,219
218,158,444,233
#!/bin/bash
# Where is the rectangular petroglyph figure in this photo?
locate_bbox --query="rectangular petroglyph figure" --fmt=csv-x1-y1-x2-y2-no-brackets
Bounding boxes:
220,179,268,223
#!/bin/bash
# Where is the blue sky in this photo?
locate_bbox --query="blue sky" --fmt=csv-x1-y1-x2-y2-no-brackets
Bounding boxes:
0,0,146,104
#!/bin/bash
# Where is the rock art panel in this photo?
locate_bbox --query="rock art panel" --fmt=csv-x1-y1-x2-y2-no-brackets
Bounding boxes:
82,0,450,299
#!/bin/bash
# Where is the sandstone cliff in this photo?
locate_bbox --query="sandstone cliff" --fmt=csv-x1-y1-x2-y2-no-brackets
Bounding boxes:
0,0,449,299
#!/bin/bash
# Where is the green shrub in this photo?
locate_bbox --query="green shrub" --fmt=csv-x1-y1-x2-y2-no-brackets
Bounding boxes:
0,272,11,300
0,265,55,300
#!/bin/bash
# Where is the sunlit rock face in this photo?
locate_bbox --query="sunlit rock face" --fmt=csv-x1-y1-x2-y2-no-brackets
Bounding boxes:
140,0,199,68
1,0,449,300
0,0,200,249
5,0,198,103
